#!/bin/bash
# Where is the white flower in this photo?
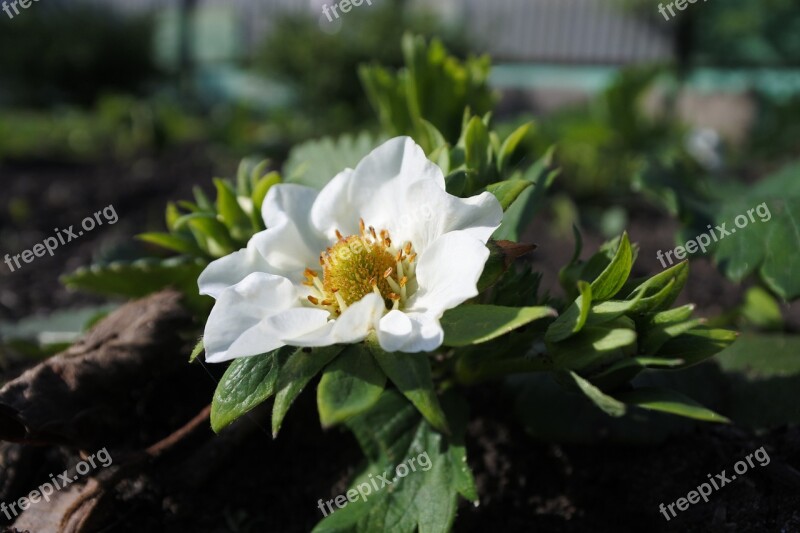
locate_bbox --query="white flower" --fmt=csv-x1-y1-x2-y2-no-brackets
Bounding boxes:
198,137,503,362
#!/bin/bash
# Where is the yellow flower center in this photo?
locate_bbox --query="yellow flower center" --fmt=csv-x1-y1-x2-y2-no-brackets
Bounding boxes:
303,219,418,316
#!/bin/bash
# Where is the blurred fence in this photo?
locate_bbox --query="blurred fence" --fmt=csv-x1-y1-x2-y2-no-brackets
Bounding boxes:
462,0,673,64
84,0,674,65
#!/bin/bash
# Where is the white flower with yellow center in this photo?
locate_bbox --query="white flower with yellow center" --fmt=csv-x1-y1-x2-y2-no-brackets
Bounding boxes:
198,137,503,362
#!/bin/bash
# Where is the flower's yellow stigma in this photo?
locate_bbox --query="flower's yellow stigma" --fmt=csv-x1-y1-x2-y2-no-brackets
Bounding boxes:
305,219,418,315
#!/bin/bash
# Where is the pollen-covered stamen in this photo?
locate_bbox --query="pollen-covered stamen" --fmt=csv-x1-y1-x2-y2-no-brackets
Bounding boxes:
304,222,420,316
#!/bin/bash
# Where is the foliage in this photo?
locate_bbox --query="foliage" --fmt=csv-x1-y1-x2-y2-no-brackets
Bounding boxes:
520,67,702,202
708,162,800,300
254,1,470,135
360,34,495,144
62,158,281,315
0,95,206,162
690,0,800,67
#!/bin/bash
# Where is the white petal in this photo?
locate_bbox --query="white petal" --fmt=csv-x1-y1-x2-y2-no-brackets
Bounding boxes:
254,184,329,279
198,241,273,299
309,168,360,241
331,293,385,343
198,184,327,297
408,231,490,318
203,272,331,363
377,311,444,353
203,272,298,362
376,310,413,352
309,136,502,252
285,293,385,347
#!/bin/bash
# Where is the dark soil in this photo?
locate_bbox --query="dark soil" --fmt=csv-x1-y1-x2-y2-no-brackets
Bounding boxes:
1,147,799,532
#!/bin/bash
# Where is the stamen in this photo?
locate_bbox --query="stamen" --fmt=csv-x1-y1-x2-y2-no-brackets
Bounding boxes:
334,291,348,311
387,276,402,294
310,219,419,315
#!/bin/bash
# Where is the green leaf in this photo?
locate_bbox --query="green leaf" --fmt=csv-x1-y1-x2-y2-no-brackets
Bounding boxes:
711,164,800,300
645,304,696,327
165,202,181,231
252,171,281,212
463,116,491,185
498,122,532,175
546,281,592,342
624,261,689,313
137,232,203,256
492,147,558,241
589,232,632,301
175,213,237,257
192,186,214,211
189,338,204,363
563,370,627,417
317,345,387,427
313,389,474,533
272,345,344,437
584,289,644,327
61,257,210,315
283,132,384,190
210,348,286,433
655,327,738,368
759,198,800,299
484,179,533,211
441,304,556,347
370,346,449,434
640,318,704,355
615,387,730,423
551,326,637,372
214,178,251,242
